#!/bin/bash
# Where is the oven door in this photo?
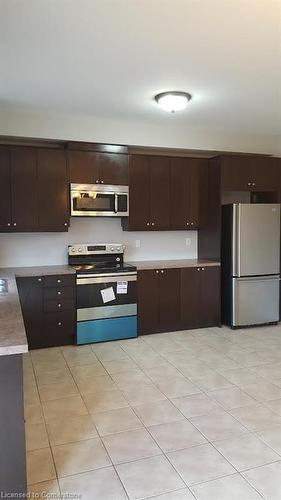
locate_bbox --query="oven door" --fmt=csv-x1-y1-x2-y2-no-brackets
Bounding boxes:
76,272,137,344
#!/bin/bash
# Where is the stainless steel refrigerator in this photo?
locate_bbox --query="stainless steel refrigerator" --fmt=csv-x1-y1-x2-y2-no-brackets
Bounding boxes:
221,203,280,328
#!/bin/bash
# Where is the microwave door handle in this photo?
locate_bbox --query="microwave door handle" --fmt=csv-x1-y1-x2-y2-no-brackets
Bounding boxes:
114,194,118,213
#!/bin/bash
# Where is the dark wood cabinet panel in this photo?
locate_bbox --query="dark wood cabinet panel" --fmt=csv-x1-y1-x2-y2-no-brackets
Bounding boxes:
11,147,38,230
199,266,221,327
17,275,76,349
42,274,75,287
68,150,128,185
16,277,44,350
250,157,280,191
170,158,202,230
43,286,75,300
126,155,150,230
37,149,69,230
170,158,190,229
137,270,158,334
150,156,170,229
220,156,252,191
158,268,181,332
0,147,12,230
181,267,201,329
99,153,128,185
68,150,99,184
138,265,221,335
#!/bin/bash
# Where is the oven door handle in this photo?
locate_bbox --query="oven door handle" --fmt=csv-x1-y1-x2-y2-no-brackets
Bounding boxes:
77,274,137,285
114,194,118,213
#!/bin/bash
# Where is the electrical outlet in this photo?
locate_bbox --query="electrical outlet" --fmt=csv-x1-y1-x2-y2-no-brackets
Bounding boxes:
185,237,191,247
135,239,141,248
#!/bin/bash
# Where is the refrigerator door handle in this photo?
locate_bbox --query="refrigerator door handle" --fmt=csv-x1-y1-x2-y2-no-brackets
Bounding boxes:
232,204,241,277
237,275,280,283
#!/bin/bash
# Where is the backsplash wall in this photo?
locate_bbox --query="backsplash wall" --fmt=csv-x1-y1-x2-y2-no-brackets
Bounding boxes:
0,218,197,268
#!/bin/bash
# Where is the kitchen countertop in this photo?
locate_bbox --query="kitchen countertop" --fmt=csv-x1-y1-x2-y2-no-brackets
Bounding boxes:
128,259,221,270
0,265,75,357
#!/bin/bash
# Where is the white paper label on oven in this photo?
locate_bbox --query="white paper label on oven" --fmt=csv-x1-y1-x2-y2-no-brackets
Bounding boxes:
117,281,128,294
101,287,115,303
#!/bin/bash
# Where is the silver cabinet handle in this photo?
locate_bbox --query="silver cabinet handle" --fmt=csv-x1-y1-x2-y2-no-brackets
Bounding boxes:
161,270,164,274
202,267,205,271
101,180,104,184
151,222,155,226
57,279,61,283
191,222,194,226
13,222,17,226
64,222,68,226
146,222,150,226
57,322,62,326
57,303,62,308
38,278,42,282
186,222,190,226
247,182,251,186
156,270,159,274
252,182,256,186
197,268,200,271
57,291,62,295
7,223,11,227
96,180,99,183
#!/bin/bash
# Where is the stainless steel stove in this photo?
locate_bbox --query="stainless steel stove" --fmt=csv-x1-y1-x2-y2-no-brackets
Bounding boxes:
68,244,137,344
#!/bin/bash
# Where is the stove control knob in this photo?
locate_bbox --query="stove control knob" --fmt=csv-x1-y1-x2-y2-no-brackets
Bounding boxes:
116,247,121,252
111,247,115,251
78,248,82,252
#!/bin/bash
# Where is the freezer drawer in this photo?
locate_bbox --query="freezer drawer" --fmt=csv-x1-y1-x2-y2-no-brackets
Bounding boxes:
232,275,279,327
233,204,280,277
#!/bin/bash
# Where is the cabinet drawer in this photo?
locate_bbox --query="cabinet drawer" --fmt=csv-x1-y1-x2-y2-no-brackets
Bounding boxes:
43,311,76,346
42,274,75,288
43,286,75,301
43,298,75,312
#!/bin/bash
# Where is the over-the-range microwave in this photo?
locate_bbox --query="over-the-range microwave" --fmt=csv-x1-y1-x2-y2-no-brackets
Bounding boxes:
70,183,129,217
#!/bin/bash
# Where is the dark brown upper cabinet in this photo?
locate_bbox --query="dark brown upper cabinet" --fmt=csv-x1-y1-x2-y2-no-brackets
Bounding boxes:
11,148,38,231
220,155,280,192
0,147,12,231
68,150,128,185
170,157,202,229
123,154,203,231
37,149,69,230
0,146,69,232
123,155,170,230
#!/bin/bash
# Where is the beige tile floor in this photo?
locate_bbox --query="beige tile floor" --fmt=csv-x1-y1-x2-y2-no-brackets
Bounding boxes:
23,325,281,499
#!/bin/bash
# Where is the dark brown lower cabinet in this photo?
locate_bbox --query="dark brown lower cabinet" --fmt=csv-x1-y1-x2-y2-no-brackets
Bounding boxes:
181,266,221,329
138,265,220,335
137,268,181,335
16,274,76,349
0,354,26,496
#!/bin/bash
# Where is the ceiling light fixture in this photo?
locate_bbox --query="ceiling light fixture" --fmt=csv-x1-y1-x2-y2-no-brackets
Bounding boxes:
154,91,192,113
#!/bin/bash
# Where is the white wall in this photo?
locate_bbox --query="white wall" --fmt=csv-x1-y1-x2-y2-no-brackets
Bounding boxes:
1,108,280,155
0,218,197,268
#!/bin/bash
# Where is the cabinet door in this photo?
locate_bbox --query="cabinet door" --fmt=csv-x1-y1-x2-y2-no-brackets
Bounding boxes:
37,149,69,230
137,270,158,334
68,150,99,184
0,147,12,230
189,159,201,228
127,155,150,230
150,156,170,229
251,157,280,191
99,153,128,185
180,267,200,329
11,147,38,230
170,158,190,229
16,277,43,350
158,268,181,332
221,156,252,191
199,266,221,327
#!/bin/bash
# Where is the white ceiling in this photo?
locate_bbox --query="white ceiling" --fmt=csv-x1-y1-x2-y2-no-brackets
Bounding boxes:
0,0,280,135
